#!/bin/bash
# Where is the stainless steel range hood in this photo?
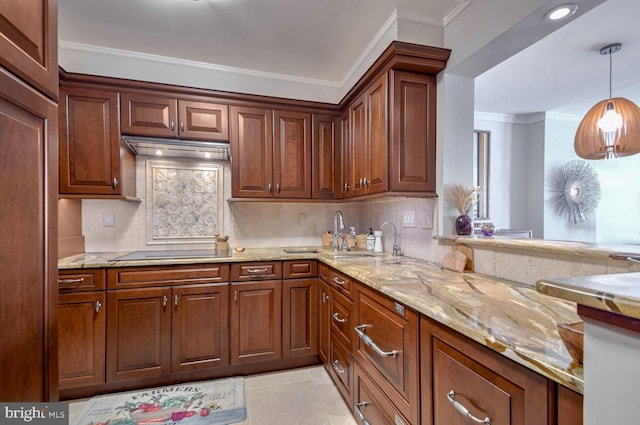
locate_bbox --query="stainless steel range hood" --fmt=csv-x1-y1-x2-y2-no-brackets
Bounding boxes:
122,136,230,161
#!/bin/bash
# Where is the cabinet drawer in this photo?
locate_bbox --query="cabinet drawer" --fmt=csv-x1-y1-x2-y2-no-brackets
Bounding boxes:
108,264,229,289
331,290,354,347
283,260,317,279
58,269,106,292
353,362,411,425
231,262,282,281
329,268,353,298
354,285,419,425
318,262,331,283
329,337,353,406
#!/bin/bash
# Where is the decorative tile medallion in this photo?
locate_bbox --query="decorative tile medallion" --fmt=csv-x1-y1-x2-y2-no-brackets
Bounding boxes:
146,161,223,244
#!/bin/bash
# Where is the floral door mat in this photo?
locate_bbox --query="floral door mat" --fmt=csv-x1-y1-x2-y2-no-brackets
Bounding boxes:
71,377,246,425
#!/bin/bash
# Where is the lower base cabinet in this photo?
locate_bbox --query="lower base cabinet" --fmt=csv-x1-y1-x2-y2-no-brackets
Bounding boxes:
421,316,552,425
353,362,411,425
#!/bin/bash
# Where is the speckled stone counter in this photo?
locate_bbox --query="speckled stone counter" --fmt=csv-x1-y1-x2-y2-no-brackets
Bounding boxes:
537,272,640,320
59,247,584,393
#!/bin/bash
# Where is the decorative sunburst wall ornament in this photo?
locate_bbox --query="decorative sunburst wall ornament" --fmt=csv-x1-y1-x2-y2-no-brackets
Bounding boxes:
549,160,602,223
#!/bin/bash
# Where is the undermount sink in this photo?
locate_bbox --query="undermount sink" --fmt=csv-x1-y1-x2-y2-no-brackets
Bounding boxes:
331,253,375,259
282,248,320,254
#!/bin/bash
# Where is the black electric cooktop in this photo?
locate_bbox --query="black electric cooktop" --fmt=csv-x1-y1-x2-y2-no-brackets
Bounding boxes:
109,249,231,261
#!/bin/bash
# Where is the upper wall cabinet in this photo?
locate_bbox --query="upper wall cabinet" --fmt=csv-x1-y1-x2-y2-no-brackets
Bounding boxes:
59,84,136,199
312,114,338,199
0,0,58,100
231,106,312,199
121,92,229,141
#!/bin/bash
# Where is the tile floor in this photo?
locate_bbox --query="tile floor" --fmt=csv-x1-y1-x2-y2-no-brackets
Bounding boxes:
68,365,358,425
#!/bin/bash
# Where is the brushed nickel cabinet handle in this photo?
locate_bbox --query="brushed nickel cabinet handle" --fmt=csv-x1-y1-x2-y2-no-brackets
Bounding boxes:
170,121,175,131
354,402,371,425
268,183,273,193
447,391,491,424
331,360,345,374
162,295,167,307
247,268,268,274
58,278,84,284
359,178,363,187
234,290,238,302
344,182,350,191
95,300,102,313
276,183,280,193
354,324,399,357
112,177,118,188
363,176,368,187
332,312,346,324
180,122,185,132
332,277,345,286
174,294,179,306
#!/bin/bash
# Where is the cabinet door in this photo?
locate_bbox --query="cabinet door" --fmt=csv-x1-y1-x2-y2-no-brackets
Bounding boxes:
329,336,354,407
0,0,57,99
389,70,436,193
337,110,352,198
313,114,337,199
350,94,367,197
171,283,229,373
106,288,171,382
283,278,318,358
0,68,57,401
273,110,312,198
230,280,282,364
557,386,583,425
58,292,106,389
318,281,331,364
354,286,419,425
230,105,273,198
121,93,178,137
366,74,388,195
178,100,229,141
59,86,122,195
353,362,410,425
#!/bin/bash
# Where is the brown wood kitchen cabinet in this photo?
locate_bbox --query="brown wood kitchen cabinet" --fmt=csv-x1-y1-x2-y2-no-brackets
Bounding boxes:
313,114,338,199
231,106,312,198
336,109,352,198
105,264,230,383
421,316,551,425
58,269,106,390
120,92,228,141
283,260,318,358
230,262,283,364
353,283,420,425
59,84,136,198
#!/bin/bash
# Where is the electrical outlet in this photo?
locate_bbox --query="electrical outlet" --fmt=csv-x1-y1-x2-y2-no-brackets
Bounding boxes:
103,211,115,227
402,210,416,228
418,209,433,229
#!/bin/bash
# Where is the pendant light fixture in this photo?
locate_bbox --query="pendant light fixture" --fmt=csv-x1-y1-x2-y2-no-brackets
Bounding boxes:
574,43,640,159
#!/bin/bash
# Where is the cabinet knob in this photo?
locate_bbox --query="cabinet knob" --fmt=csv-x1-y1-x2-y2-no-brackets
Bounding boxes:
95,300,102,313
447,391,491,424
112,177,118,189
344,183,350,192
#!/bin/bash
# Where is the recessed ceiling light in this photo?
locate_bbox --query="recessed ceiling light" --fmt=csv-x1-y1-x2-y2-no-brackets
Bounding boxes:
203,152,212,159
154,150,163,156
546,4,578,21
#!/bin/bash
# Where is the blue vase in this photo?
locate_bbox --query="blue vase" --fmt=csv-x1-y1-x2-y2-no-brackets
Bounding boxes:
455,214,472,235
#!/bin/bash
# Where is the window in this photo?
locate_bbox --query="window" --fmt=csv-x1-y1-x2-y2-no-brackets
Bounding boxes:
473,130,490,219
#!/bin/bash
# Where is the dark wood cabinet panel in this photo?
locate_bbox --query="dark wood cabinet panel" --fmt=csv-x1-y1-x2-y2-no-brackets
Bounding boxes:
274,110,312,198
59,86,128,196
106,288,172,382
230,105,274,198
319,281,331,364
366,75,388,195
283,260,317,279
354,285,419,425
421,317,551,425
0,0,57,99
353,362,410,425
230,280,282,364
178,100,228,141
58,292,106,389
329,336,354,406
557,385,583,425
283,278,318,358
0,68,58,401
337,110,351,198
108,264,230,289
121,93,178,137
390,70,436,193
58,268,106,292
230,262,282,281
312,114,337,199
350,94,367,197
171,283,229,373
330,289,354,349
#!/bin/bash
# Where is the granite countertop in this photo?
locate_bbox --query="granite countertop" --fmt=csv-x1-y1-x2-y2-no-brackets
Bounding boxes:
59,247,584,393
537,272,640,320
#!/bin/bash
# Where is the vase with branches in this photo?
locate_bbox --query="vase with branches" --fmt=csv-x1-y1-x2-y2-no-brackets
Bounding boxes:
449,184,479,235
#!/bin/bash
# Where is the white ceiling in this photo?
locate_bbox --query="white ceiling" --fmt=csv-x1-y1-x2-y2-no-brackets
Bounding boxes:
58,0,640,116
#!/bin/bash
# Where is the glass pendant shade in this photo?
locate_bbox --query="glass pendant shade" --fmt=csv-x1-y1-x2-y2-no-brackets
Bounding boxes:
574,97,640,159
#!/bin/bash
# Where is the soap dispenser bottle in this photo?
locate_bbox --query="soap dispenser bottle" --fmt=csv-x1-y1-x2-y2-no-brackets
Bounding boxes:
366,228,375,251
373,230,383,253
